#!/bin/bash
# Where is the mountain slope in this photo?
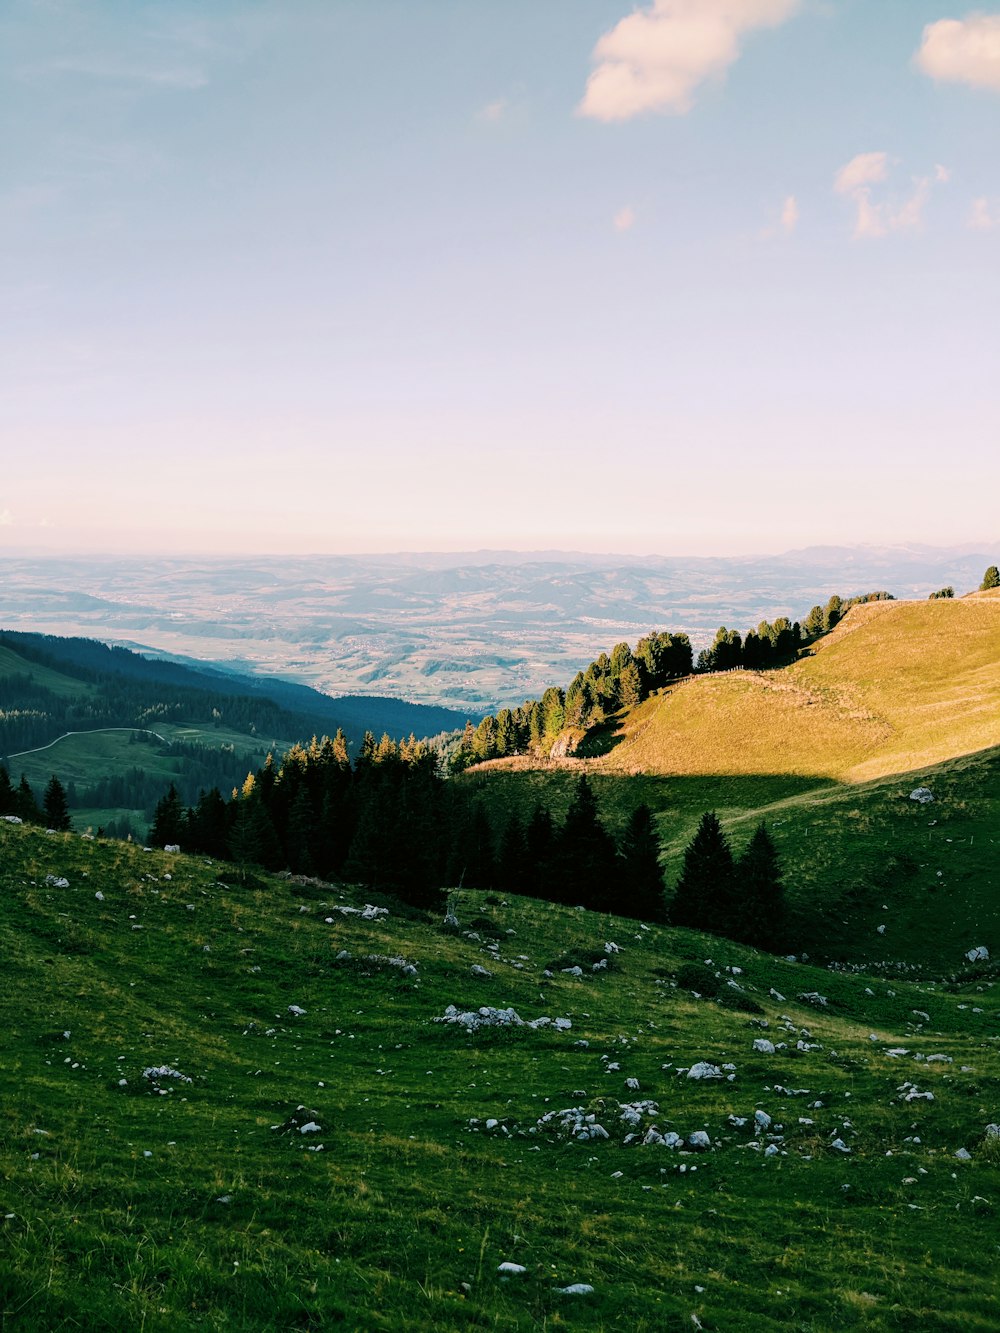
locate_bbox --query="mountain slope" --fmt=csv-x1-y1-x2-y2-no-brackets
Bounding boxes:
1,819,998,1331
597,591,1000,782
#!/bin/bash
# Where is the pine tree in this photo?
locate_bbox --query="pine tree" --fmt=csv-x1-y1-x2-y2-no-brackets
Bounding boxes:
496,812,528,892
0,766,15,815
15,775,42,824
981,565,999,591
557,774,617,910
42,774,72,831
669,811,737,934
524,801,555,896
735,822,786,949
149,784,185,847
617,804,665,921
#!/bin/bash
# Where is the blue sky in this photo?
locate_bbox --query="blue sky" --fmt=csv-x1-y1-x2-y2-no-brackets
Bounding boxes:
1,0,998,555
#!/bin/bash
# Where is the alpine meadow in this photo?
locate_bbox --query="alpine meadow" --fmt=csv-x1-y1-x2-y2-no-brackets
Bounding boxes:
2,2,1000,1331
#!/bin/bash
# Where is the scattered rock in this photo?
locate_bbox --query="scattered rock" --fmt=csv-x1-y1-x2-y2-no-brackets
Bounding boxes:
965,946,990,963
909,788,934,804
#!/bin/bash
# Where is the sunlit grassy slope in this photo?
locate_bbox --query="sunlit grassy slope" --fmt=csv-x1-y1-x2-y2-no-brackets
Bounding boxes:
599,592,1000,783
2,821,999,1331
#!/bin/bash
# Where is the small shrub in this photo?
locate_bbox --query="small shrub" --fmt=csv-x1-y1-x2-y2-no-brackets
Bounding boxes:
717,990,764,1014
676,961,721,996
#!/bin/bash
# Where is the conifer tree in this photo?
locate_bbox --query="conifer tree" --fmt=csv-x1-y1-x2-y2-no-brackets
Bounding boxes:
149,783,185,847
42,774,71,831
735,822,786,949
669,811,737,934
0,766,15,815
980,565,999,591
15,775,41,824
557,774,617,910
617,804,665,921
496,811,528,892
524,801,555,895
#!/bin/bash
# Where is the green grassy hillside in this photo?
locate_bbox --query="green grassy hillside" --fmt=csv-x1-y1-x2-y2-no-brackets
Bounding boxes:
466,746,1000,973
1,820,998,1331
597,592,1000,783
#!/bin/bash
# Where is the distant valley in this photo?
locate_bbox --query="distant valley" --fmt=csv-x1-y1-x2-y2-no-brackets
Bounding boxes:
1,543,996,710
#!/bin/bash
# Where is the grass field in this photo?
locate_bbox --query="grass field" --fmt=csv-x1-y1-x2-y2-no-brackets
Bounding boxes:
2,821,999,1330
588,592,1000,784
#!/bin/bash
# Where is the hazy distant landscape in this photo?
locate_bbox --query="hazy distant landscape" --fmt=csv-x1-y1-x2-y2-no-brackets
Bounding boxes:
1,544,994,709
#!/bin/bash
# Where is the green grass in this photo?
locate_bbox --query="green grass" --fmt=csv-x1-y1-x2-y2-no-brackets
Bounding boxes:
464,746,1000,974
0,645,94,702
2,821,999,1330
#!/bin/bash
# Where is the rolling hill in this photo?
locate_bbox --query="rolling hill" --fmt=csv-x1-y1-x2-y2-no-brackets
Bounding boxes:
593,591,1000,783
462,594,1000,970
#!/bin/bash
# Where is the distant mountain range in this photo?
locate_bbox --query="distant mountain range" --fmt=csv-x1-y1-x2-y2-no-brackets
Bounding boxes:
0,543,996,709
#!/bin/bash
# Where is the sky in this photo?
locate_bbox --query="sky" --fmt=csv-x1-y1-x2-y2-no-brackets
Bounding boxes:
1,0,998,557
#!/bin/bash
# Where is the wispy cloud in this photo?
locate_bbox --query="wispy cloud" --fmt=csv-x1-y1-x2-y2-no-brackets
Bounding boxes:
834,151,888,195
613,204,636,232
916,14,1000,92
21,55,208,90
478,98,507,123
969,197,999,230
780,194,799,234
0,508,14,527
578,0,801,122
834,153,947,239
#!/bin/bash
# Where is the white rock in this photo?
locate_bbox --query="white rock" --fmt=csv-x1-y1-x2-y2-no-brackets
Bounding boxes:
754,1110,772,1132
687,1131,712,1150
965,945,990,963
288,1005,307,1017
95,891,104,901
985,1124,1000,1140
561,966,584,978
686,1062,723,1081
470,964,493,978
1,815,23,824
164,844,181,853
625,1077,640,1091
556,1284,594,1296
753,1039,776,1055
498,1262,526,1275
954,1147,972,1160
909,787,934,803
299,1121,321,1134
830,1138,851,1153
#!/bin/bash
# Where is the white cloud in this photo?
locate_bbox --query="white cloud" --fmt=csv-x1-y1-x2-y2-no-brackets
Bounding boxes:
834,154,944,239
613,204,636,231
478,98,507,122
781,194,799,233
970,196,998,229
834,151,888,195
0,508,13,527
916,14,1000,92
578,0,801,121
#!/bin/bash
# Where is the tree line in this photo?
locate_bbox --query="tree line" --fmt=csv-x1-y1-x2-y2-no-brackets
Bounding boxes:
450,590,895,771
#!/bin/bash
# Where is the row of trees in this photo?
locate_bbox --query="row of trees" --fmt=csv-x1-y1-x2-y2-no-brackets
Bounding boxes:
671,811,785,948
450,632,694,771
0,768,72,831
